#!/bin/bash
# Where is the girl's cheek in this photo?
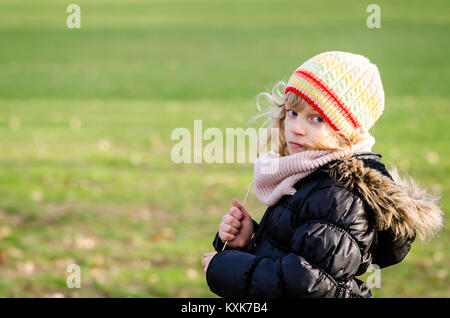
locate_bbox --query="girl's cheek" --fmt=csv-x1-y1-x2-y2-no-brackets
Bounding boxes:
284,118,292,133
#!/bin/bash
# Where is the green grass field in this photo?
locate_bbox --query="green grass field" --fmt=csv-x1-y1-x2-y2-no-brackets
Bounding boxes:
0,0,448,297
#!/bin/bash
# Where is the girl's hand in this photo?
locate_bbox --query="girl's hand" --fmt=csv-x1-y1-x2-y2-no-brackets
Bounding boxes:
218,199,254,248
202,252,217,273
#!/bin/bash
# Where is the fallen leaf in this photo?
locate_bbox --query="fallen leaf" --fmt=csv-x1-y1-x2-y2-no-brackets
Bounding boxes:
0,226,11,239
186,268,198,280
75,235,97,249
0,251,7,264
433,252,443,263
162,227,175,239
17,261,35,275
148,273,159,284
435,269,447,279
425,151,439,164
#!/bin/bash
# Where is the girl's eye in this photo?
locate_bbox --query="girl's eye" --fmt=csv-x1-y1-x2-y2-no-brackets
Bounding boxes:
287,110,297,117
312,115,324,123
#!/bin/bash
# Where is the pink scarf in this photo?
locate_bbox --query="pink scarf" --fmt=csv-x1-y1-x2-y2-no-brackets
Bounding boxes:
253,135,376,206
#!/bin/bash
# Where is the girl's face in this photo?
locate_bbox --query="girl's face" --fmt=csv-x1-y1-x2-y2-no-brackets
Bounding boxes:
284,102,335,155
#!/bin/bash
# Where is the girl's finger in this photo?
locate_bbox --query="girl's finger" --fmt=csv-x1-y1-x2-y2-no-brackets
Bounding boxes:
224,214,242,229
232,199,251,218
219,231,235,242
219,223,239,235
229,207,243,220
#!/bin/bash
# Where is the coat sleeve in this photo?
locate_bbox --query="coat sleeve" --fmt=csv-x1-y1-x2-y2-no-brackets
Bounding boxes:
206,187,369,298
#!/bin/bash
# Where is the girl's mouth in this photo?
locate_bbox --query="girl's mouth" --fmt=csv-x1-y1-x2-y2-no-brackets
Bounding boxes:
289,142,303,149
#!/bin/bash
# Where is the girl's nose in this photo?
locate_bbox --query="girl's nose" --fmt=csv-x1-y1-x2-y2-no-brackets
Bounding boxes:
291,117,306,135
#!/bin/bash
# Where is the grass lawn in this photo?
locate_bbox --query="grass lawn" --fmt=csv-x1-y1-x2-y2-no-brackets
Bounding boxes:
0,0,448,297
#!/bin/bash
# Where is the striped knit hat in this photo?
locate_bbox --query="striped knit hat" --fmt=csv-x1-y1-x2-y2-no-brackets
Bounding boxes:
285,51,384,139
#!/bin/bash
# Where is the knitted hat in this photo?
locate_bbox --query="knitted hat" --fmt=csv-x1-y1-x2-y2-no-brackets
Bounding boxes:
284,51,384,139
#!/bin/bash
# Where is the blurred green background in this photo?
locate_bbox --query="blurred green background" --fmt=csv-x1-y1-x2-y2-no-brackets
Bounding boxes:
0,0,448,297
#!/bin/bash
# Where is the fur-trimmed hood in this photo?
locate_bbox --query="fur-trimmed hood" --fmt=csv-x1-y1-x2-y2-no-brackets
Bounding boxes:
331,159,445,242
330,157,445,267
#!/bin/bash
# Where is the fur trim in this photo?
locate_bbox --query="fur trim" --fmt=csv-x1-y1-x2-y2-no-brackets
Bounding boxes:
330,159,445,242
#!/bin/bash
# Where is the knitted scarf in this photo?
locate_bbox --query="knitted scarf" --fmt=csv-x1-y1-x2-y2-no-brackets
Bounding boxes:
253,135,376,206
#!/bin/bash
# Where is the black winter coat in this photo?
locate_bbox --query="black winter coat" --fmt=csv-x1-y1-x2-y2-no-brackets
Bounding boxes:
206,153,444,298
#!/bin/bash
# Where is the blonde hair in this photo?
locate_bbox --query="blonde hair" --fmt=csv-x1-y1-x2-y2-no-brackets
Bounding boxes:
252,82,366,159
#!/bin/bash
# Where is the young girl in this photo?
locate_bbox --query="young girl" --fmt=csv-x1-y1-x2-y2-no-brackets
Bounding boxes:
201,51,445,298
